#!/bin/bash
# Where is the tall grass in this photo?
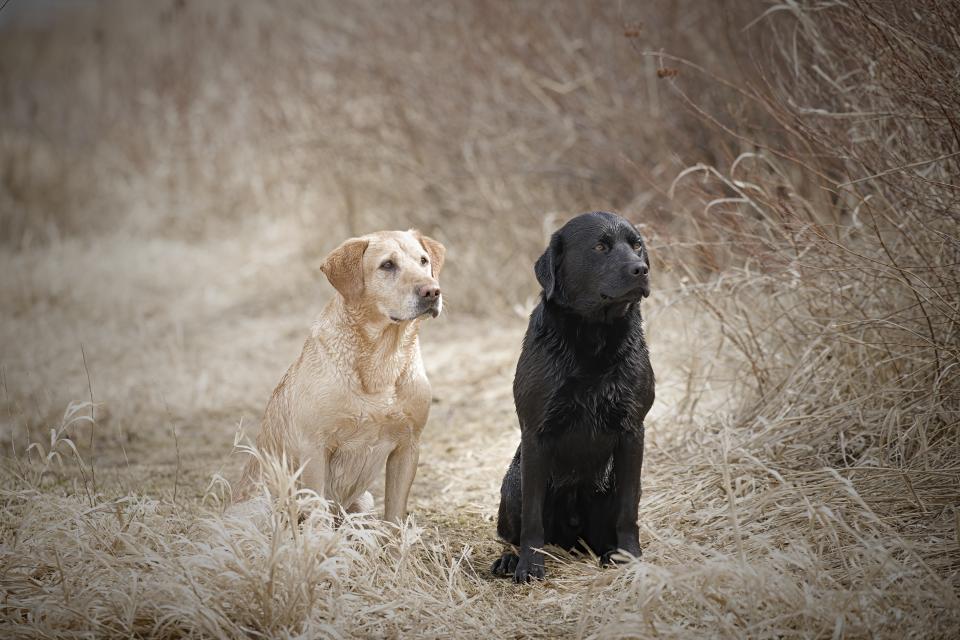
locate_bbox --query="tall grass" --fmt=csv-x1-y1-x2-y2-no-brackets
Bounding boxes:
648,1,960,632
1,0,957,638
662,0,959,482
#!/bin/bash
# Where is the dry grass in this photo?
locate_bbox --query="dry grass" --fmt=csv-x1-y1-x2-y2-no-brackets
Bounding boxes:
2,0,959,638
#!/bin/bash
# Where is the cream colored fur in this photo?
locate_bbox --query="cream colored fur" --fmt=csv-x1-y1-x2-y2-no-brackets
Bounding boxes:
234,229,445,522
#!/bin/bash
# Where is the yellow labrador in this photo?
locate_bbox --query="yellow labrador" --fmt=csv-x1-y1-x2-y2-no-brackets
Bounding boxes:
235,229,444,522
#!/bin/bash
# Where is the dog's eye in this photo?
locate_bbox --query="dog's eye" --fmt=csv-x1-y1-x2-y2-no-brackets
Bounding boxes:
594,243,607,252
380,260,395,270
633,242,643,252
420,256,429,266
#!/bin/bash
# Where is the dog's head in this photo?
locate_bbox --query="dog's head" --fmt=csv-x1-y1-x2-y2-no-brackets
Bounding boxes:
535,211,650,319
321,229,445,323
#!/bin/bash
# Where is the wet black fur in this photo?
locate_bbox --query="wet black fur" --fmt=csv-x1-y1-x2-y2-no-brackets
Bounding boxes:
492,211,655,583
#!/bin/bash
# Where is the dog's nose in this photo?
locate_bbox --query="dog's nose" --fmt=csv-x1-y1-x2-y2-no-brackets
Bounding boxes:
628,262,649,277
418,284,441,299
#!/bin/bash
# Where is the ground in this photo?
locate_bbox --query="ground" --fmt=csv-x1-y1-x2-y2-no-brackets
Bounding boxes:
1,219,954,639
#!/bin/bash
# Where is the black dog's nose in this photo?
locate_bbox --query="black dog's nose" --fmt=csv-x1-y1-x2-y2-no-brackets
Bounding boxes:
628,262,649,277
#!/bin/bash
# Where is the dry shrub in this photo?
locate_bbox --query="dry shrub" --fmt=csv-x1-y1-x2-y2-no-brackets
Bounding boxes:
2,430,496,638
633,0,960,633
2,1,959,638
663,0,960,479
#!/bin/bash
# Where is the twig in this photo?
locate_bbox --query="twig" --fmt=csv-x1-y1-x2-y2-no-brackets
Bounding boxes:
162,395,182,507
837,151,960,188
81,344,98,499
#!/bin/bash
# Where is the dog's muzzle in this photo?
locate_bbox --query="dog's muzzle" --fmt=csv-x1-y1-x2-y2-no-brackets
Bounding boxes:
601,281,649,303
418,297,441,318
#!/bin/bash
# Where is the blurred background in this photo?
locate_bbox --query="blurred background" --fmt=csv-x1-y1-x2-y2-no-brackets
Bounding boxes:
0,2,958,635
0,0,775,310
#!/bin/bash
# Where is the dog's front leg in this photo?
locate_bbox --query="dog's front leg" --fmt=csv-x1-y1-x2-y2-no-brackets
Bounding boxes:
300,453,328,519
515,436,547,582
606,428,644,564
384,441,420,523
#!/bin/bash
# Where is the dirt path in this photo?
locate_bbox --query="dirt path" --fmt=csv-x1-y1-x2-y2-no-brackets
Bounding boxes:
0,219,692,511
0,223,800,638
0,220,695,514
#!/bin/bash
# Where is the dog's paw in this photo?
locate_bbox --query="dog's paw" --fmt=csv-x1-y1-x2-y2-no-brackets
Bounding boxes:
513,552,545,583
346,491,375,514
491,552,519,578
600,546,642,566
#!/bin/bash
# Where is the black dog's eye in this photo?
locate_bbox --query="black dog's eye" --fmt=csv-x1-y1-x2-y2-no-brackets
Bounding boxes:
594,243,607,252
420,256,429,265
633,242,643,252
380,260,395,270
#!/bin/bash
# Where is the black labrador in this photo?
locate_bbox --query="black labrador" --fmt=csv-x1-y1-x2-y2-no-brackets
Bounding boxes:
491,211,655,583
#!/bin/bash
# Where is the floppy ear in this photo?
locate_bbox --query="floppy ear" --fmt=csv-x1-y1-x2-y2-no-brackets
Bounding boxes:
320,238,369,302
534,232,563,300
413,230,445,277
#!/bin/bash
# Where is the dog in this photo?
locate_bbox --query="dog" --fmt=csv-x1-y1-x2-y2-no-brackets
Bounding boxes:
234,229,445,523
491,211,654,583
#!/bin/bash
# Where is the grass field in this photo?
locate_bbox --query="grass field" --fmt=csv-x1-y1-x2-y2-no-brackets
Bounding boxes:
2,1,958,638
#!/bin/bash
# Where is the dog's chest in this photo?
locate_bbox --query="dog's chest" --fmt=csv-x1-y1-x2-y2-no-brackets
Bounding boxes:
323,393,412,505
328,392,412,456
549,371,636,431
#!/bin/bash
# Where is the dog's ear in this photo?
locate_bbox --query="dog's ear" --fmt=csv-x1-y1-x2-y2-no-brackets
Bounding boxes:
321,238,369,302
413,230,445,277
632,225,651,298
534,231,563,300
